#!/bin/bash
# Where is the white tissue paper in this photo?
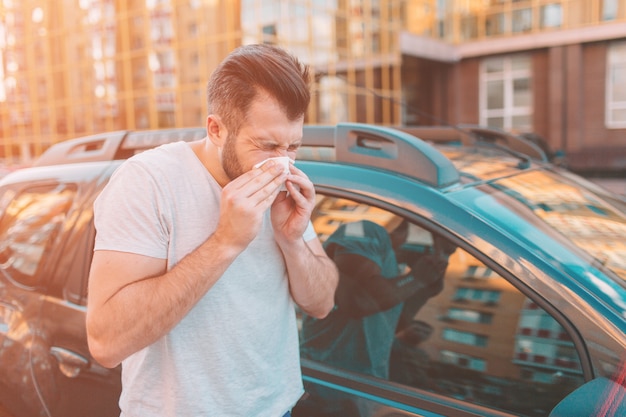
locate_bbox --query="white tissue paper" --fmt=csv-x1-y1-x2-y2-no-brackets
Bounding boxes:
253,156,293,191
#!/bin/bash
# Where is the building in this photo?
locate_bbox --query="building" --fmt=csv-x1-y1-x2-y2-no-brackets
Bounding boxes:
400,1,626,174
0,0,624,174
0,0,239,163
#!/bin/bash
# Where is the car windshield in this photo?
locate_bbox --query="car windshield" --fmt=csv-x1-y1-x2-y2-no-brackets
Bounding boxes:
491,169,626,282
441,145,626,283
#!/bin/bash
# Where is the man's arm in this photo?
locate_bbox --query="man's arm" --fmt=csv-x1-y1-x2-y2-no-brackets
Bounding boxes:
280,236,338,319
270,164,338,318
332,253,420,318
86,233,241,369
332,252,448,319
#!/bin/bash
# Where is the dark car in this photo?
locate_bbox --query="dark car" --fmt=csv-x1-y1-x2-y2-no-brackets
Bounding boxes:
0,124,624,417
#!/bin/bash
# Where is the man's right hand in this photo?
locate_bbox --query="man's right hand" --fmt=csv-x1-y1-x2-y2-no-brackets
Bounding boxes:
214,159,288,250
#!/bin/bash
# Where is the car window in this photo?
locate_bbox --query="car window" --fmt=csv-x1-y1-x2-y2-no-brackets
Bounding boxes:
404,250,585,416
300,195,586,417
0,183,76,287
61,213,95,306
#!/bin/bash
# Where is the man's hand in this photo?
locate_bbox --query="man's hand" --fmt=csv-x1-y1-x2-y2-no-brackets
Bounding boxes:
215,159,287,250
270,163,315,244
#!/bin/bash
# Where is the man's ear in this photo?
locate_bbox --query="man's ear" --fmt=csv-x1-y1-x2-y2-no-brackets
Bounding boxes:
206,114,226,147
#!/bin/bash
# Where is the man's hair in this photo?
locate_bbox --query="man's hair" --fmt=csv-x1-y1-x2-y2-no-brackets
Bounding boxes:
206,43,311,134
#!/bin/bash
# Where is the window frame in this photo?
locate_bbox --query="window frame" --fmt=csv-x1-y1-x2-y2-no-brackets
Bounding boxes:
479,54,533,133
606,40,626,129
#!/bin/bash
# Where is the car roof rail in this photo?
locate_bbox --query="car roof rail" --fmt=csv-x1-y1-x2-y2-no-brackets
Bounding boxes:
395,124,548,162
33,131,129,167
34,124,460,188
301,123,460,188
456,124,548,161
393,126,475,146
34,127,206,167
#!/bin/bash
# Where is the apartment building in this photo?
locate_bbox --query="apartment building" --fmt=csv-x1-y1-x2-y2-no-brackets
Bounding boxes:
400,0,626,174
0,0,624,173
0,0,239,163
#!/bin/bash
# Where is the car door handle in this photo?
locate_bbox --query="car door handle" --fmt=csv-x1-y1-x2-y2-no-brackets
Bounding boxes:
50,346,89,378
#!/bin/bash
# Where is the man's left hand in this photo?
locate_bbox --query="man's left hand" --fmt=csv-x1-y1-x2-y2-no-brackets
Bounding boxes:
270,163,315,244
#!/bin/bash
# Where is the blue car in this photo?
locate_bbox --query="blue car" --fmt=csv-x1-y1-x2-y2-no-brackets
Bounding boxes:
0,124,624,417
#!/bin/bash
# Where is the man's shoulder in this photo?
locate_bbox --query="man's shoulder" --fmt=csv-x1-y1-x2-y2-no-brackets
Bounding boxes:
114,141,194,179
129,141,190,165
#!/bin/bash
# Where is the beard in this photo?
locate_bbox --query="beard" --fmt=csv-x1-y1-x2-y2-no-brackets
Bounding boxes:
221,133,245,181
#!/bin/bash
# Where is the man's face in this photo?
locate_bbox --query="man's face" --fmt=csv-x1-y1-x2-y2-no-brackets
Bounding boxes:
390,222,409,249
220,93,303,181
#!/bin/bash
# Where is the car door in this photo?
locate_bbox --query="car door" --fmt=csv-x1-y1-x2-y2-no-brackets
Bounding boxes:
0,177,120,417
294,192,589,417
0,180,79,417
37,196,121,417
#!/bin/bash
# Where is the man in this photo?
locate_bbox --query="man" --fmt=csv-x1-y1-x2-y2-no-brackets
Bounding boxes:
301,219,445,379
86,44,338,417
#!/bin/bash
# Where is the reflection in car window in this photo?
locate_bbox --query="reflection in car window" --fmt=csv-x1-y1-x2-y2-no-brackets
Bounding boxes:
61,213,96,306
0,183,75,287
302,195,451,415
300,195,586,417
494,171,626,282
408,253,585,416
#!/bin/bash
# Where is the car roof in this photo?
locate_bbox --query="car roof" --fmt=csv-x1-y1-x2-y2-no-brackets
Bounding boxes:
31,123,547,191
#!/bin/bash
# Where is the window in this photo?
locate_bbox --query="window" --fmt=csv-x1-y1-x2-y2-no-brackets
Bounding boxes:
442,328,487,346
0,183,76,287
441,350,486,372
485,12,505,36
298,194,585,417
602,0,619,20
460,15,478,40
447,308,493,324
464,264,497,280
61,217,95,305
512,8,532,33
480,54,533,132
453,287,501,303
397,249,584,416
541,4,562,28
261,24,277,45
318,76,349,124
606,41,626,128
300,195,443,379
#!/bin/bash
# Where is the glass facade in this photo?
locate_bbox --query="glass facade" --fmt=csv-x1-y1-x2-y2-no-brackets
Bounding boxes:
0,0,623,165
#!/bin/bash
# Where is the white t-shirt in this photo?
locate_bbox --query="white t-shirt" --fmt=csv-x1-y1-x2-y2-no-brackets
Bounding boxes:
94,141,314,417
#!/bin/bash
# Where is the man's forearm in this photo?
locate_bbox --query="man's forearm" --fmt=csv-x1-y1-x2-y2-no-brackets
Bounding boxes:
282,238,338,319
333,254,424,318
